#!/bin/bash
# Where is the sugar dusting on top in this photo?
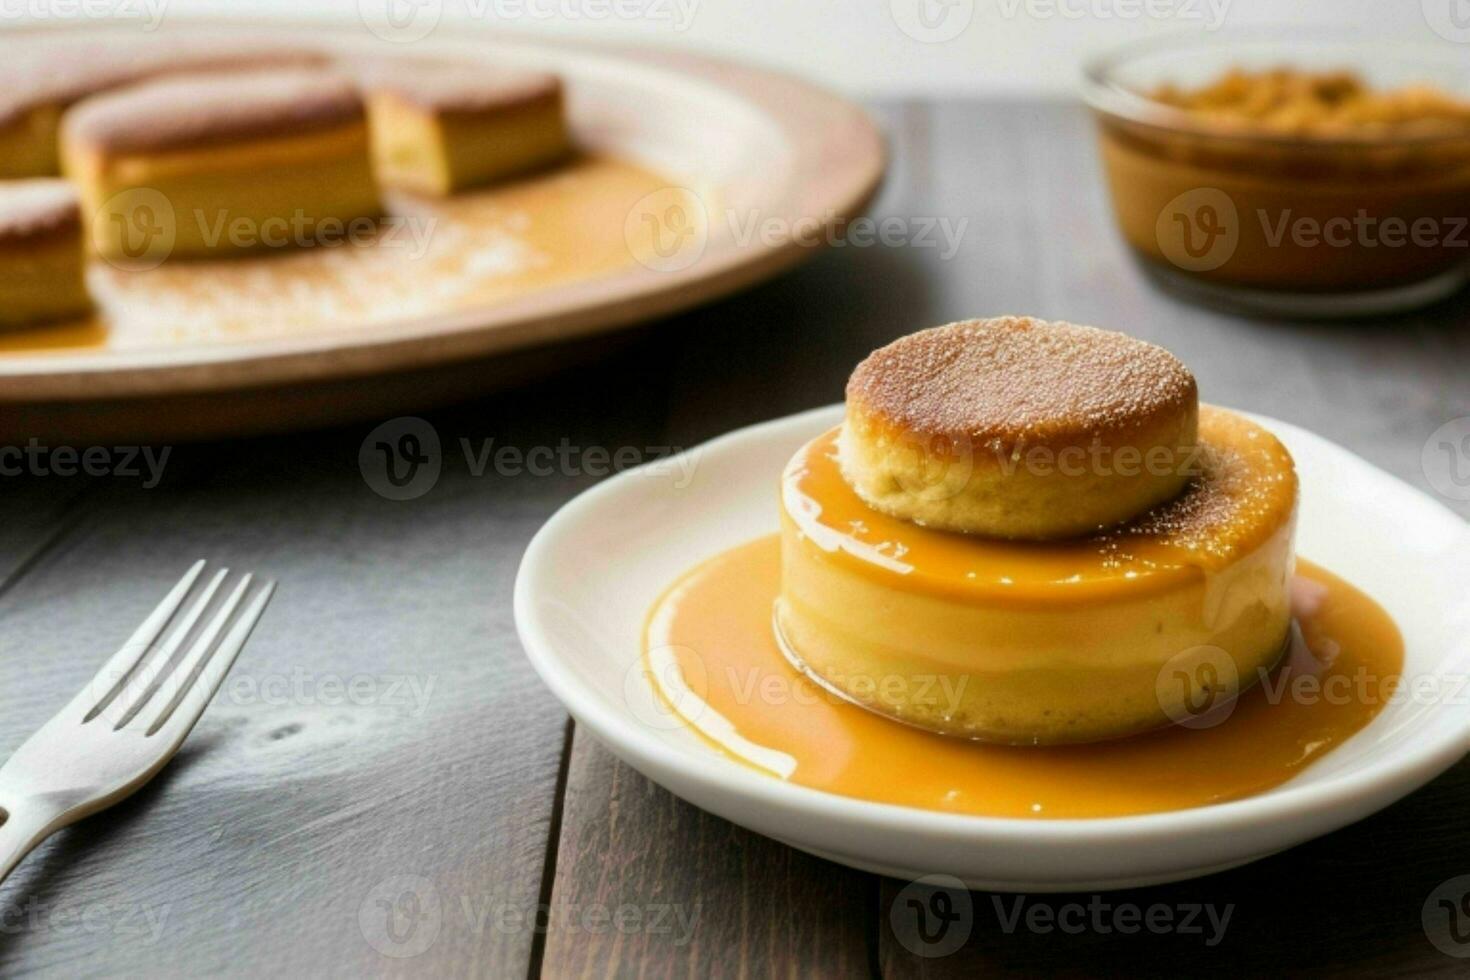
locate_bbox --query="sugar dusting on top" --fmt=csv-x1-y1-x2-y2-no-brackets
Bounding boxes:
361,58,561,114
847,316,1197,447
0,179,78,241
1096,407,1297,567
65,68,364,154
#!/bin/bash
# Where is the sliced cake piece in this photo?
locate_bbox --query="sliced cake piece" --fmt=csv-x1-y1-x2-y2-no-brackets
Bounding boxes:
62,68,380,262
364,60,570,196
0,37,326,178
0,102,64,179
0,179,90,328
0,43,146,178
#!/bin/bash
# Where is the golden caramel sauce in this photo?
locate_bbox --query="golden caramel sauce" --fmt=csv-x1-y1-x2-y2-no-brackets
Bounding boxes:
785,421,1296,605
644,535,1404,819
0,154,670,354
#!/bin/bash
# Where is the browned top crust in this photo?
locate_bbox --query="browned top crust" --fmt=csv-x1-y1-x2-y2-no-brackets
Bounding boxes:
847,316,1198,449
0,179,79,243
362,58,562,114
0,36,328,128
63,68,366,155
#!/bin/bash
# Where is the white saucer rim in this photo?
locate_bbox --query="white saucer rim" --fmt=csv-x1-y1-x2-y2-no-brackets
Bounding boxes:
515,404,1470,844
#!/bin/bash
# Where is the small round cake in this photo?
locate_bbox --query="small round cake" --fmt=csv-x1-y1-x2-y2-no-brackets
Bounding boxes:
839,316,1199,539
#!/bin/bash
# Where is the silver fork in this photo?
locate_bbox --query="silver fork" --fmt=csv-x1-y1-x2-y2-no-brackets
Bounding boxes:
0,561,275,885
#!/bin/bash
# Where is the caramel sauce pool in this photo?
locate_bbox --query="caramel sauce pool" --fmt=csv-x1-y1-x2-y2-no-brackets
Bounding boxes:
0,155,671,354
644,536,1404,819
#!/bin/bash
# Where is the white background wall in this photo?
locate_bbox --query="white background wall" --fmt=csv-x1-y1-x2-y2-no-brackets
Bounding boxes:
2,0,1464,96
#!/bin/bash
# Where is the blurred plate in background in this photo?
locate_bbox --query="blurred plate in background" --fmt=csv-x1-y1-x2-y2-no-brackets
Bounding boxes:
0,22,885,442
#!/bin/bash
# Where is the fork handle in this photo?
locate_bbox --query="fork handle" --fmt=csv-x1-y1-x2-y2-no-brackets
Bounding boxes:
0,805,59,886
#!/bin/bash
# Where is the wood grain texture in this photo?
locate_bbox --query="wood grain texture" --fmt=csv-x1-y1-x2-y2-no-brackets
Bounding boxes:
0,99,1466,978
539,731,874,979
0,350,673,976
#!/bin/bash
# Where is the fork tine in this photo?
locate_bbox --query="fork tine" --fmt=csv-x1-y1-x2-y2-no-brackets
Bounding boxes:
90,566,230,726
81,560,207,722
146,578,275,740
135,574,252,734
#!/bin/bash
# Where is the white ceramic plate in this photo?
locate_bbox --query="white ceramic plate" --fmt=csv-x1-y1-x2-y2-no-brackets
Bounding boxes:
515,405,1470,891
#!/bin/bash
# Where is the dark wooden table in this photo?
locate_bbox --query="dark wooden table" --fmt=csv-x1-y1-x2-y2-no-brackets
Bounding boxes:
1,100,1467,978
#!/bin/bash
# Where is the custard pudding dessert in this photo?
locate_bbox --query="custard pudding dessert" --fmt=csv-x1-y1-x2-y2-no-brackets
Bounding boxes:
0,180,90,328
364,60,570,196
62,68,380,261
776,317,1298,744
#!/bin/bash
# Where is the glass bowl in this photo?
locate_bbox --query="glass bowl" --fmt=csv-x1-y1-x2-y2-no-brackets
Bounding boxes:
1084,31,1470,317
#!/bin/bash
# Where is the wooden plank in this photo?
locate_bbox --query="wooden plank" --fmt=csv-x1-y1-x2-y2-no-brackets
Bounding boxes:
0,347,673,977
540,730,874,979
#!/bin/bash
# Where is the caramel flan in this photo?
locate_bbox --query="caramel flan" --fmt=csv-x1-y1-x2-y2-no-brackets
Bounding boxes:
779,319,1298,744
364,60,570,197
62,68,380,262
